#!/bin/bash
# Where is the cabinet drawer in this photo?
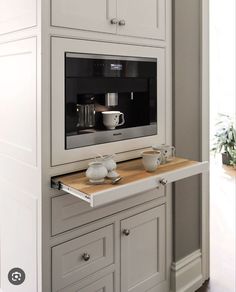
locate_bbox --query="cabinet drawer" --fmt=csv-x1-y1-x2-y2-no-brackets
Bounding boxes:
59,273,113,292
52,225,114,292
51,188,164,235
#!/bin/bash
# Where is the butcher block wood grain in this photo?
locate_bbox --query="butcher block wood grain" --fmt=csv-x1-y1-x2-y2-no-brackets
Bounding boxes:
53,157,206,195
52,157,208,207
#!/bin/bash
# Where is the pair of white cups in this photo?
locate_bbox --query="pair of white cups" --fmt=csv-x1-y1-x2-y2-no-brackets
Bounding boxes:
142,145,176,172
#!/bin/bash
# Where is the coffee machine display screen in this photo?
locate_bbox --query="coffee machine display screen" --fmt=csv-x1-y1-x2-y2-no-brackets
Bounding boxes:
65,53,157,149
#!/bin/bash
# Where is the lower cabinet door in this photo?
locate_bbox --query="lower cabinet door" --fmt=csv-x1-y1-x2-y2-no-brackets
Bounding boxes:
121,205,166,292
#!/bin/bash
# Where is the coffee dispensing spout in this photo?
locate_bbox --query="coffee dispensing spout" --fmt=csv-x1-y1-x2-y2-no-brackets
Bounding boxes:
105,92,118,107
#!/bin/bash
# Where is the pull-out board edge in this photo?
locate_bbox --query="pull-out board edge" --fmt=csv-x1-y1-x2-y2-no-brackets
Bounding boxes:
51,180,91,204
51,160,209,208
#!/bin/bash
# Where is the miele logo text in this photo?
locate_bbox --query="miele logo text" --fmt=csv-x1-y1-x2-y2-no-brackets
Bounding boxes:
110,64,123,71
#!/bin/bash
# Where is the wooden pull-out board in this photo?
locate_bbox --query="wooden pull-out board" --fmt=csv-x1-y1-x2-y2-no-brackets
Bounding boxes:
51,157,209,207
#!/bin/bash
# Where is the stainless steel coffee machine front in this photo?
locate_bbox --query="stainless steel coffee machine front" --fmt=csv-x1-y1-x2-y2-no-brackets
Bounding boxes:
65,53,157,149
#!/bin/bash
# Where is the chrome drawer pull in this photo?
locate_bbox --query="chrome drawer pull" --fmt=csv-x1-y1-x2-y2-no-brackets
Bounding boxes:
110,18,118,24
119,19,126,26
160,179,168,186
82,253,90,262
123,229,130,236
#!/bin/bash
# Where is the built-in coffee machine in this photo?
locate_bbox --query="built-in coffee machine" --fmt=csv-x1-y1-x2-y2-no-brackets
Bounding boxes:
65,53,157,149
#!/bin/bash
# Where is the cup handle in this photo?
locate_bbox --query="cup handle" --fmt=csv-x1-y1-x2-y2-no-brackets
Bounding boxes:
118,113,125,126
171,146,176,158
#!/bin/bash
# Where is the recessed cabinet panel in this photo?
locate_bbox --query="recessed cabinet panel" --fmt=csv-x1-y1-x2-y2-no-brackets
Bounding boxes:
0,38,37,166
117,0,166,40
121,206,166,292
51,0,117,34
51,188,164,236
59,273,114,292
52,225,114,291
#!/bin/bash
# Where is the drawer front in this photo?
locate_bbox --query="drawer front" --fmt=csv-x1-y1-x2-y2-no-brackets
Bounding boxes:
59,273,114,292
52,225,114,291
51,188,164,235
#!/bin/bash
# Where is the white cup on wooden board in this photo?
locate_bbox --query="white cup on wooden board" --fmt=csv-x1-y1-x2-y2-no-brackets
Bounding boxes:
141,150,161,172
152,145,176,164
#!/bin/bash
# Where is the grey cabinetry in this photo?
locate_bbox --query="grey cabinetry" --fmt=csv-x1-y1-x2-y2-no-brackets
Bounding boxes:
51,194,167,292
121,206,166,292
52,225,114,291
51,0,117,34
117,0,166,40
51,0,166,40
73,274,113,292
58,274,113,292
51,188,164,235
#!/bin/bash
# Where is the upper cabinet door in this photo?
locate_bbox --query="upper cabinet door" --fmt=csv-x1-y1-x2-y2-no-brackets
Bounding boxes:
51,0,117,34
117,0,166,40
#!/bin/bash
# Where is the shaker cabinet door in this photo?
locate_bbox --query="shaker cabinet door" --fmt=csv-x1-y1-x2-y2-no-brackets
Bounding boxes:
51,0,117,34
117,0,166,40
121,206,166,292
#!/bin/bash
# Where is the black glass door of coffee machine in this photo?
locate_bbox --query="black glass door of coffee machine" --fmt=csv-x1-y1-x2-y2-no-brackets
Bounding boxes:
65,53,157,149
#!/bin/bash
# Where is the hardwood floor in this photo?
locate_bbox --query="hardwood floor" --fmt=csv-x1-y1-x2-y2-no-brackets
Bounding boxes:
197,156,236,292
197,280,210,292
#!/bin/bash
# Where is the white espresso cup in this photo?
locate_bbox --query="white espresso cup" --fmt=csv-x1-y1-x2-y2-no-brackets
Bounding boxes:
141,150,161,172
102,111,125,130
152,144,176,164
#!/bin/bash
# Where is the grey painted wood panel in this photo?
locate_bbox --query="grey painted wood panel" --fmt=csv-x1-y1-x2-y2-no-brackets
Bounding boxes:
51,188,164,235
121,205,166,292
117,0,166,40
77,273,113,292
51,0,117,34
173,0,202,261
59,273,114,292
52,225,114,291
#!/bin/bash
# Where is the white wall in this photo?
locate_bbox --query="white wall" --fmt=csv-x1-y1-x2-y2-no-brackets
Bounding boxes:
210,0,236,123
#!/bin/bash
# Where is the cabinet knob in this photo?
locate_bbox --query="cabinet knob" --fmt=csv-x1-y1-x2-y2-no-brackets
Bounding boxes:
123,229,130,236
82,253,90,262
119,19,126,26
110,18,119,25
160,179,168,186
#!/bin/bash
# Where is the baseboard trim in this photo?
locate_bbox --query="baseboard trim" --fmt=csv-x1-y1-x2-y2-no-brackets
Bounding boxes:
171,250,204,292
